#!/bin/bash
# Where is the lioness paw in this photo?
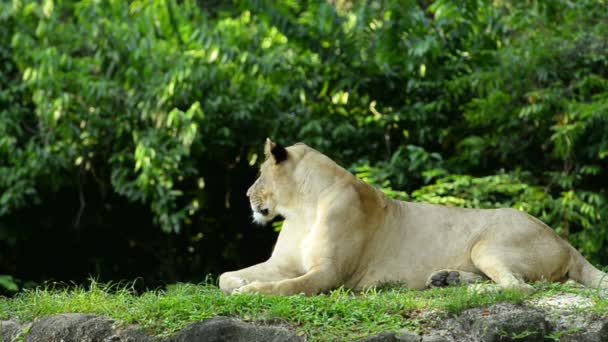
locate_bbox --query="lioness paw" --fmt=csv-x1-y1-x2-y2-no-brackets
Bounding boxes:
219,273,249,294
233,281,278,295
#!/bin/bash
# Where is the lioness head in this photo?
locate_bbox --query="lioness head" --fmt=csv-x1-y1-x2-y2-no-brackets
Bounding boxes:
247,138,294,225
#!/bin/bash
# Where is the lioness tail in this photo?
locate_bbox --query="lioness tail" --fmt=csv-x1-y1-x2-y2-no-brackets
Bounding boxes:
567,246,608,289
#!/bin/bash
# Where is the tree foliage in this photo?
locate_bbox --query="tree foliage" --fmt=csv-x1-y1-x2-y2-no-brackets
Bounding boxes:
1,0,607,290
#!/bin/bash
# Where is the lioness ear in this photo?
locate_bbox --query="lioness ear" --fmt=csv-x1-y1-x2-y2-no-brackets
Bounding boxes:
264,138,287,164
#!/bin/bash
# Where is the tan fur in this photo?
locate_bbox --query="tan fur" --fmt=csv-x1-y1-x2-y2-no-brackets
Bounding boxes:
219,139,608,295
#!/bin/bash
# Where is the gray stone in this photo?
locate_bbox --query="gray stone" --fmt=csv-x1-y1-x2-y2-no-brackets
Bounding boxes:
1,319,24,341
3,300,608,342
421,331,452,342
557,318,608,342
356,331,421,342
11,313,154,342
164,316,301,342
103,326,155,342
355,330,421,342
25,313,98,341
356,332,399,342
457,304,552,342
396,329,422,341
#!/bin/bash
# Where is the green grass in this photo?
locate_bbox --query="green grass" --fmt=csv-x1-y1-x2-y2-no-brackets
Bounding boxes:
0,281,606,341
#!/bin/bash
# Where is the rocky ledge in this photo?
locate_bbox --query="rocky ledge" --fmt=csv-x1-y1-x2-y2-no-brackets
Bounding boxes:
1,294,606,342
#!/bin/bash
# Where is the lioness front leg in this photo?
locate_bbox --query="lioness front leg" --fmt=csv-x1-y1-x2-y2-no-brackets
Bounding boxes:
219,261,294,294
239,187,369,295
236,263,338,295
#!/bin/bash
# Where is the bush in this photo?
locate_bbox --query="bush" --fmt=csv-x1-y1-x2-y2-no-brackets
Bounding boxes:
0,0,607,288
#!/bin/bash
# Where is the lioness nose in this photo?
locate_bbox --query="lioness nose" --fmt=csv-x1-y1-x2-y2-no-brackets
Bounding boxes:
246,186,252,197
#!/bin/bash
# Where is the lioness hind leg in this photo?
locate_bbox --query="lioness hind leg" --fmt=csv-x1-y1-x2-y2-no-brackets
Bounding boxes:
471,254,535,294
426,269,485,288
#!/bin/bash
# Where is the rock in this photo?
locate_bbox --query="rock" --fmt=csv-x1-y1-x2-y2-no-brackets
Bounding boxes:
2,297,607,342
421,330,453,342
25,313,99,341
164,316,302,342
528,293,608,342
529,293,593,310
356,330,420,342
396,329,422,341
457,303,552,342
9,313,154,342
356,331,401,342
0,319,24,341
557,318,608,342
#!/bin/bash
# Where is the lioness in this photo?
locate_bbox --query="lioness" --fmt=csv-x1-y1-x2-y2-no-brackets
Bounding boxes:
219,139,608,295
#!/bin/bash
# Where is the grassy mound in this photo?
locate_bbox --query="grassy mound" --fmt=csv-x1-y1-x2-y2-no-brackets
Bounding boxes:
1,281,606,341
